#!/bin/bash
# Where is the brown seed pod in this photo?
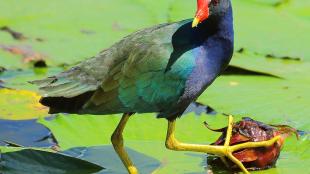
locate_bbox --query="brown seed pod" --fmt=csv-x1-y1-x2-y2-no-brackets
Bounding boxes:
206,117,298,171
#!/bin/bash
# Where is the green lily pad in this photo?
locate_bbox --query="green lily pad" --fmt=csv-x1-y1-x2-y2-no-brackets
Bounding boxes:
230,51,310,79
0,0,167,67
38,113,308,173
198,75,310,130
0,89,48,120
63,146,160,174
0,149,104,174
0,0,309,173
169,0,310,61
0,67,63,91
38,113,226,150
1,0,309,70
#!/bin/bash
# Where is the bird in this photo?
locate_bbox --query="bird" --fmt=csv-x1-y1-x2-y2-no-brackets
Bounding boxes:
31,0,280,173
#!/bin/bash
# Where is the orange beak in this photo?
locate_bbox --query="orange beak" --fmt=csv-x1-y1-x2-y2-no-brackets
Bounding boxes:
192,0,210,28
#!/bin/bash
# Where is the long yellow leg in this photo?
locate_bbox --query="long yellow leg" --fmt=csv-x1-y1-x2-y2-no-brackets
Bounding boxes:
111,113,138,174
165,116,281,174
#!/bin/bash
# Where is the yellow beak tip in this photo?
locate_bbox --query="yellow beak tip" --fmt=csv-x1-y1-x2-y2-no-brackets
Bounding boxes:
192,18,200,28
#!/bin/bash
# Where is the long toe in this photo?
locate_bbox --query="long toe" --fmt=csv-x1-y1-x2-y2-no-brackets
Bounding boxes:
219,116,281,174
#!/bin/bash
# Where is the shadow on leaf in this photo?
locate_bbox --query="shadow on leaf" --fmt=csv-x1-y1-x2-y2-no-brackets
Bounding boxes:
64,145,161,174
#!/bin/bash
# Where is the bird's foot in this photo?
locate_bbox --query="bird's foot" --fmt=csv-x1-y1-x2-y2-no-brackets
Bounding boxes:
127,166,138,174
165,116,280,174
217,115,281,174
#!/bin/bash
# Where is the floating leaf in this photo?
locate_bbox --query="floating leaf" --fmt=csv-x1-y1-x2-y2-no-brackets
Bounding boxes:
38,113,307,173
1,0,308,69
198,75,310,130
63,146,160,174
0,89,48,120
0,149,104,174
38,113,225,150
230,52,310,79
0,1,309,173
0,67,63,91
169,0,310,60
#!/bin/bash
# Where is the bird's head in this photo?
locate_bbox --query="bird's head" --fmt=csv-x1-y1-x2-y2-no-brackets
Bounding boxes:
192,0,231,28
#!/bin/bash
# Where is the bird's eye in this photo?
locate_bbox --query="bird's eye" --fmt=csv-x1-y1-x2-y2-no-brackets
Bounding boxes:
211,0,220,5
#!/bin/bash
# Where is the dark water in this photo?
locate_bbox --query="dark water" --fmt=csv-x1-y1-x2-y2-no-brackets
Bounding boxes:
184,101,217,116
0,119,56,147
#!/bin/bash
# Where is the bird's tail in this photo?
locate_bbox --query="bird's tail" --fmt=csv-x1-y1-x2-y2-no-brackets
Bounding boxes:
29,67,98,113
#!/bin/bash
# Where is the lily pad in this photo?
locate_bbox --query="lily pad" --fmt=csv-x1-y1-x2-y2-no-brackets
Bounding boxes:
1,0,309,70
169,0,310,61
230,52,310,79
198,75,310,130
37,113,308,173
38,113,226,150
0,149,104,174
0,0,309,173
0,67,63,91
63,146,160,174
0,89,48,120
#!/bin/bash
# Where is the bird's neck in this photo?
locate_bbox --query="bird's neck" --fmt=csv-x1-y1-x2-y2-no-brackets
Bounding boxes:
210,4,234,42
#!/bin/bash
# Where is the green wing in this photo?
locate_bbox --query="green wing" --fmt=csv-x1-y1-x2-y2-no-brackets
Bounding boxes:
82,20,195,114
30,66,99,98
32,19,195,114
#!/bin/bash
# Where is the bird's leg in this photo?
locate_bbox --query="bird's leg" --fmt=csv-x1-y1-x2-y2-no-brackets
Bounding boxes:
165,116,281,174
111,113,138,174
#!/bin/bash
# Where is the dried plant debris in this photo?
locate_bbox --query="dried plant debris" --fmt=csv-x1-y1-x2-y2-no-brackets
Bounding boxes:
33,60,48,68
80,29,96,35
0,45,47,66
0,26,27,40
235,48,302,62
0,26,44,42
207,117,298,171
0,67,6,73
35,38,45,42
237,48,245,53
273,0,291,7
112,22,125,31
265,54,301,61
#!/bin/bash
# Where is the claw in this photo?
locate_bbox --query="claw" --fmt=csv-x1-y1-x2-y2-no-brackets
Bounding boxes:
166,116,283,174
218,115,281,174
